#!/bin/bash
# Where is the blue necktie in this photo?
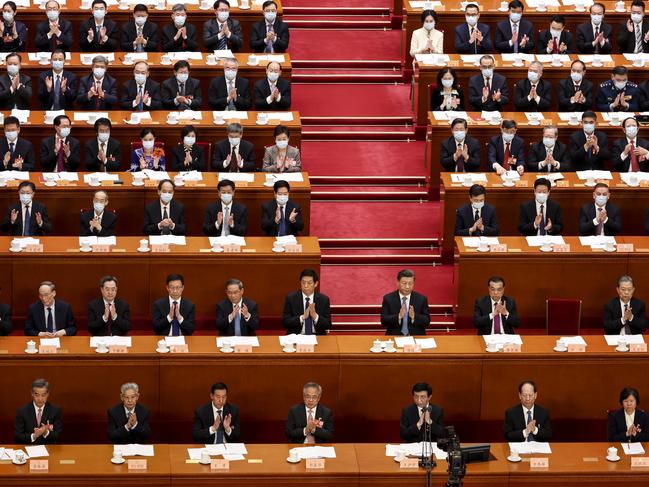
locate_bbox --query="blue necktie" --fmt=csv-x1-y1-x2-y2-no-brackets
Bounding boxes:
215,410,224,443
53,75,61,110
137,85,144,111
171,301,180,336
9,141,14,157
526,409,534,442
304,297,313,335
401,296,409,335
23,204,30,236
217,23,228,50
46,307,53,333
234,306,241,336
278,206,286,236
539,204,546,236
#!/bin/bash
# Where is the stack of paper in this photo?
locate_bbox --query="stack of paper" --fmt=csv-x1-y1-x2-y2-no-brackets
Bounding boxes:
276,235,298,245
620,172,649,184
79,236,117,246
141,170,170,181
124,52,148,61
266,173,304,183
600,112,635,121
559,336,587,345
28,52,53,61
169,52,204,61
431,111,454,121
11,237,40,248
267,112,294,121
525,236,566,247
416,338,438,349
394,336,415,347
576,170,613,180
178,110,202,120
178,170,203,181
279,334,318,346
204,443,248,455
622,443,645,455
605,335,645,346
81,53,115,64
216,337,260,348
89,336,132,348
256,54,286,63
459,54,482,64
208,236,246,246
462,236,499,248
579,236,616,248
450,173,487,184
408,0,443,8
0,449,28,461
509,442,552,454
10,109,30,123
481,111,502,120
149,235,186,245
501,53,535,62
83,173,120,184
164,337,185,347
414,53,450,64
623,53,649,61
385,442,447,458
502,170,521,181
536,54,570,63
543,173,565,182
187,448,207,460
213,111,249,120
218,172,255,182
1,170,29,180
213,49,235,58
128,112,152,124
113,444,155,457
562,0,594,6
25,446,49,458
73,112,109,121
289,446,336,459
483,334,523,346
524,112,544,122
40,338,61,348
577,54,614,63
42,172,79,181
557,112,584,121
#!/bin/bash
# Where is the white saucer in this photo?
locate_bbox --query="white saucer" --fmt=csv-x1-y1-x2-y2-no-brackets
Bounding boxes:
553,346,568,352
211,247,224,253
122,61,134,66
160,61,172,66
486,348,499,353
476,246,490,253
609,121,621,126
24,348,38,354
539,246,553,253
263,181,275,187
528,120,541,126
38,60,50,66
497,7,508,11
220,347,234,353
507,455,522,462
615,7,626,12
239,4,251,8
205,62,218,66
574,7,586,11
137,247,151,253
166,120,179,125
156,347,170,354
44,181,57,187
592,62,604,67
79,247,92,253
12,459,26,465
88,182,101,187
604,246,616,253
174,181,185,187
488,119,501,126
536,7,547,12
512,62,525,67
132,181,145,187
256,121,269,125
272,247,285,253
96,348,109,354
502,181,515,187
111,457,126,464
369,348,383,353
214,120,226,125
607,455,621,462
616,346,629,352
247,62,260,66
568,120,580,126
9,247,22,253
282,348,296,353
585,181,596,187
198,459,211,465
384,348,397,353
286,457,300,463
124,120,140,125
551,62,563,68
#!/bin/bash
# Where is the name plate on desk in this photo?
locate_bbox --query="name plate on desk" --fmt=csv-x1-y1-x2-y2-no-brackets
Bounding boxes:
489,244,508,253
306,458,325,469
503,343,521,353
554,244,571,253
210,459,229,470
285,244,303,253
6,180,18,187
402,344,421,353
144,180,158,187
151,244,170,253
296,344,314,353
530,458,549,468
223,244,241,253
617,243,634,252
399,458,419,469
91,244,111,253
127,459,147,470
641,180,649,188
234,344,252,353
56,179,75,186
568,344,586,353
631,457,649,467
515,181,529,187
631,343,648,352
38,345,57,354
555,180,569,188
170,344,189,353
25,244,44,253
235,181,249,187
108,345,128,354
29,460,48,471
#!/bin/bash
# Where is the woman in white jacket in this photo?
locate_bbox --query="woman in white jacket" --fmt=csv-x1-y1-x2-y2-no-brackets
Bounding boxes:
409,9,444,57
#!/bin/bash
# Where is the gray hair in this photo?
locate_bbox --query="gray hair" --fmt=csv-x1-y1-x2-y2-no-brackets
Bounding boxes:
223,58,239,69
39,281,55,292
542,125,559,137
32,378,50,391
529,60,543,71
120,382,139,395
227,122,243,134
171,3,187,12
303,382,322,395
225,278,243,289
92,55,108,66
618,275,634,286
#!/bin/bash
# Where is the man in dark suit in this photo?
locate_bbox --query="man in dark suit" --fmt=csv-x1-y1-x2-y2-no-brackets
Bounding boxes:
611,117,649,172
203,179,248,236
504,380,552,442
0,181,52,236
25,281,76,336
454,184,499,237
14,379,63,444
487,119,526,174
212,123,256,171
161,60,202,110
528,125,571,172
250,1,290,52
40,114,81,172
0,116,34,171
80,190,118,237
121,4,159,52
513,61,551,111
120,62,161,111
87,275,131,336
37,49,77,110
518,177,563,236
285,382,334,444
579,183,622,236
380,268,430,336
76,56,118,110
454,4,492,54
79,0,119,52
208,58,251,110
440,118,481,172
576,3,613,54
468,55,510,111
144,179,186,235
473,276,520,335
162,4,198,51
204,0,243,51
537,15,574,54
192,382,241,443
261,180,303,236
603,275,647,335
282,269,332,335
107,382,151,444
569,111,609,171
216,278,260,336
0,53,31,110
608,387,649,442
152,274,196,336
85,117,121,172
596,66,642,112
35,1,73,51
557,60,593,111
254,62,291,110
618,1,649,53
400,382,445,442
494,0,535,53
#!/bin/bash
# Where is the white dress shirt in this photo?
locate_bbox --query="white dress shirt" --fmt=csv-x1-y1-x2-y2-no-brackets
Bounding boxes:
43,302,56,332
592,203,608,233
167,295,184,336
521,405,538,438
30,402,50,442
124,406,138,430
619,298,634,334
625,410,636,430
489,299,509,334
303,405,317,442
299,292,319,334
218,202,233,236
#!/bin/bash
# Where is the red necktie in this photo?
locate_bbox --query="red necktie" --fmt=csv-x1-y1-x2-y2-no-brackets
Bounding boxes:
552,37,558,54
95,81,101,109
503,142,511,170
631,141,639,172
493,303,502,333
56,138,65,172
456,144,465,171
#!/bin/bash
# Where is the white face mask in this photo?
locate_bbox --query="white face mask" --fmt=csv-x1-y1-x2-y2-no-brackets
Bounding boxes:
543,137,556,148
93,202,105,213
591,14,603,25
93,8,106,20
46,10,59,21
174,14,186,26
183,135,195,146
466,15,478,26
228,136,240,146
160,192,173,204
276,139,288,149
441,78,454,88
595,194,608,206
550,28,562,39
93,67,105,79
276,194,289,206
632,12,643,24
224,68,237,80
471,201,484,210
626,126,639,139
264,11,276,23
52,60,64,71
2,11,13,22
19,193,32,205
481,68,493,79
614,80,627,90
570,71,583,83
509,12,522,22
134,73,147,85
220,193,233,204
217,11,229,22
59,127,70,138
6,64,18,76
423,21,435,31
267,71,280,82
142,139,154,150
134,16,147,26
527,71,540,83
5,130,17,141
98,132,110,143
453,130,466,142
502,132,515,143
583,123,595,134
176,72,189,83
535,192,548,204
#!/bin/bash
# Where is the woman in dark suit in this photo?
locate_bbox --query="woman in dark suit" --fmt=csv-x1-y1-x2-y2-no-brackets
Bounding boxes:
170,125,205,171
608,387,649,442
430,67,465,112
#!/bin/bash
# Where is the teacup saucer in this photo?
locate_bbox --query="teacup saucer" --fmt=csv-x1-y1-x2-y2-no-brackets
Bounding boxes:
272,246,285,253
111,457,126,464
247,62,260,66
627,181,640,188
384,348,397,353
476,246,490,253
369,347,383,353
96,348,109,354
199,459,211,465
616,346,629,352
485,347,499,353
239,4,251,9
553,346,568,352
12,459,26,465
211,246,224,253
79,247,93,253
166,120,179,125
132,181,145,187
24,348,38,354
220,347,234,353
137,247,150,253
286,456,300,463
156,347,170,354
539,246,553,253
283,347,296,353
10,247,22,253
502,181,515,187
88,182,101,187
606,455,621,462
507,455,522,463
44,181,57,187
256,120,269,125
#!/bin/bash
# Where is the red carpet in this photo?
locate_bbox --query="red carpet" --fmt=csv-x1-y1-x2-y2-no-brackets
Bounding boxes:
283,0,391,7
288,29,401,60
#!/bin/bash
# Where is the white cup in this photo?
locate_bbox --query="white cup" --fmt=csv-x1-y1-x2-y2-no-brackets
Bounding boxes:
570,114,578,124
462,175,472,186
617,338,628,350
556,339,566,350
509,448,520,460
385,340,395,352
167,112,179,123
605,242,616,252
222,340,232,351
15,451,25,462
81,241,92,251
575,0,585,9
241,0,249,6
157,339,168,351
487,342,498,352
97,342,108,353
372,339,381,349
27,340,36,351
206,54,217,64
500,0,508,9
112,451,123,462
10,239,21,251
536,0,546,10
617,0,625,10
200,451,210,463
90,176,100,186
0,176,5,185
552,54,561,65
156,0,165,8
139,238,149,250
635,57,645,67
119,0,127,6
81,0,91,7
283,343,295,352
174,174,184,185
593,54,602,65
630,174,639,185
133,173,145,184
161,54,171,64
586,177,595,186
395,449,406,461
257,112,268,124
215,113,225,124
248,54,258,65
201,0,211,8
288,450,299,461
611,113,620,123
478,242,490,252
607,446,618,458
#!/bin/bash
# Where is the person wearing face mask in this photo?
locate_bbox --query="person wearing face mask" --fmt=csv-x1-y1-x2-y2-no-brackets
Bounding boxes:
143,179,186,236
120,61,161,111
473,276,519,336
262,125,301,173
576,3,612,54
537,15,573,54
409,10,443,57
131,128,166,172
121,4,159,52
618,0,649,53
518,178,563,236
251,0,289,53
254,61,291,110
162,60,202,110
440,118,481,172
204,0,243,51
454,3,492,54
454,184,499,237
0,2,25,52
611,117,649,172
557,60,593,112
208,58,251,110
597,66,641,112
40,115,80,172
35,0,72,52
261,180,303,237
38,49,77,111
0,115,34,171
528,126,571,172
604,277,647,337
85,118,121,172
162,4,198,52
0,52,30,110
430,67,465,112
80,0,118,52
212,123,256,172
513,60,551,112
80,190,118,237
569,111,610,171
0,181,52,236
76,55,118,110
578,182,622,236
170,125,206,171
495,0,534,53
203,179,248,237
468,55,510,111
487,119,526,175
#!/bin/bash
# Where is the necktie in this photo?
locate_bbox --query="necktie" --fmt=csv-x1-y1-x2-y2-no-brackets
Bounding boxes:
36,407,43,426
493,302,502,333
265,23,274,53
106,303,113,335
304,297,313,335
630,141,639,172
485,78,491,94
512,23,519,53
162,206,170,235
596,207,604,235
636,24,643,53
526,410,534,441
552,37,558,54
233,304,242,336
305,409,315,444
218,22,228,50
171,301,180,336
46,307,54,333
95,81,101,109
624,304,632,335
474,209,481,236
401,296,409,335
503,142,511,170
96,24,101,40
456,144,465,171
9,141,14,157
227,81,236,110
50,25,58,51
229,146,238,172
179,82,185,97
586,135,593,158
23,204,30,236
137,85,144,111
215,410,224,443
594,26,600,53
136,26,144,52
470,27,477,53
222,206,230,236
99,142,106,172
56,138,65,172
53,75,61,110
539,204,547,236
278,206,287,236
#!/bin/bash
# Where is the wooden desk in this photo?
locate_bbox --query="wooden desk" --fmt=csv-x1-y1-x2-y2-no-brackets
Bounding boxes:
0,171,311,236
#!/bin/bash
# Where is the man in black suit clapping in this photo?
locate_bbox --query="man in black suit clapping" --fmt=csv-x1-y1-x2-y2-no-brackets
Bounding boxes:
25,281,76,337
282,269,331,335
400,382,445,442
192,382,240,443
454,184,499,237
518,177,563,236
380,268,430,336
15,378,63,444
87,275,131,336
504,380,552,442
107,382,151,444
250,1,290,53
604,275,647,335
152,274,196,336
473,276,520,335
215,278,260,336
285,382,334,444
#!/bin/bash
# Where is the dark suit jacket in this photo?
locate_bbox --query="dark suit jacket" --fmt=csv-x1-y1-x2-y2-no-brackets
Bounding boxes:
430,87,465,112
380,290,430,336
0,301,12,335
569,130,609,171
120,78,162,110
618,20,649,53
84,137,121,172
79,17,119,51
121,19,159,52
454,22,493,53
454,202,498,236
25,299,76,336
170,144,206,171
603,297,647,335
0,200,52,236
611,137,649,172
537,28,574,54
400,403,445,442
215,297,260,336
440,135,481,172
161,76,202,110
40,135,81,172
639,79,649,111
203,200,248,236
608,408,649,442
503,403,552,441
211,139,256,171
518,198,563,236
152,296,196,336
578,202,622,236
0,73,32,109
260,199,303,236
208,75,251,110
253,77,291,110
576,21,613,54
107,403,151,444
14,402,63,444
35,19,73,51
495,19,535,53
0,137,35,171
285,403,334,444
487,134,526,170
473,295,520,335
76,74,118,110
250,18,290,52
203,17,243,51
143,199,186,235
161,22,198,51
38,70,77,110
557,77,593,111
192,401,240,443
87,297,131,336
80,209,117,237
468,72,510,111
282,290,332,335
0,20,26,51
528,140,571,172
513,78,552,111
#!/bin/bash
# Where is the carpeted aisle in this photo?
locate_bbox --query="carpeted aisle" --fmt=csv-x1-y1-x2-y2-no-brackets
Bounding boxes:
288,29,401,60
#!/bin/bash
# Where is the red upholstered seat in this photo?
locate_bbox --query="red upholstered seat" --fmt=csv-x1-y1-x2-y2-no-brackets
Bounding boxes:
546,298,582,335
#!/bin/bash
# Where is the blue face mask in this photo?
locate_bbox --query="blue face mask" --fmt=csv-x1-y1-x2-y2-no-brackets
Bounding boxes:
509,12,522,22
